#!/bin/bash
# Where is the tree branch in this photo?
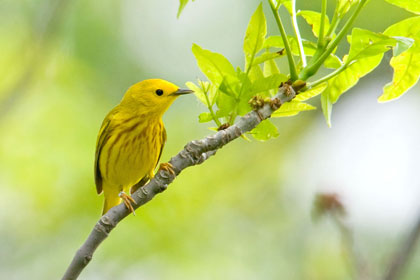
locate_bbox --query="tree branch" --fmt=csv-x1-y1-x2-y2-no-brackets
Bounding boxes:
383,211,420,280
61,85,297,280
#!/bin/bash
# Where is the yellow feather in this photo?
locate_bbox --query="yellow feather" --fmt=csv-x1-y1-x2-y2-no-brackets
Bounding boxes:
94,79,191,215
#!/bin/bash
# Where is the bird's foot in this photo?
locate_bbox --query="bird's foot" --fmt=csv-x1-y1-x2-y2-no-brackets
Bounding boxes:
159,162,176,176
119,191,137,215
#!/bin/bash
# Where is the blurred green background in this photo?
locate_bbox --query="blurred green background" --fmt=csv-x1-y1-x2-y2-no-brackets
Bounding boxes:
1,0,420,279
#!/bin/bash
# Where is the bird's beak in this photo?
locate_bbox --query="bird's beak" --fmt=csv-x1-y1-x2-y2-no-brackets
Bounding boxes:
171,88,194,96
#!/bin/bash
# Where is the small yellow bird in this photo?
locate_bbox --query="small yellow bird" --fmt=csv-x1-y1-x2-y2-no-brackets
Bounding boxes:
94,79,193,215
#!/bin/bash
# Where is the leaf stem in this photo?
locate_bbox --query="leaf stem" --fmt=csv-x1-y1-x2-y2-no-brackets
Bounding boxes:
317,0,327,48
299,0,367,80
325,5,340,38
291,0,306,67
308,61,350,88
275,0,281,10
199,81,222,127
268,0,299,81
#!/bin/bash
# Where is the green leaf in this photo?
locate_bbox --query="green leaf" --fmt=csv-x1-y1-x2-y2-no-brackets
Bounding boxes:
216,91,236,117
263,36,341,68
392,36,415,56
330,54,383,103
295,83,327,101
324,54,343,69
347,28,398,62
192,44,236,87
263,35,285,49
264,36,317,55
244,3,267,68
291,38,316,55
250,119,279,141
186,81,206,105
321,90,333,127
237,71,254,115
198,112,213,123
272,101,316,117
187,80,218,106
380,44,420,102
298,10,330,38
321,54,383,125
263,55,281,76
177,0,190,18
379,17,420,102
384,17,420,39
384,0,420,14
248,63,265,83
264,35,306,58
277,0,292,14
252,51,284,66
337,0,358,17
207,83,218,106
263,57,283,95
251,73,288,94
219,75,240,97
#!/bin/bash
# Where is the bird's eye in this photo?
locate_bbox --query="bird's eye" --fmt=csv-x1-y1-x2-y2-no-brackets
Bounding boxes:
155,89,164,96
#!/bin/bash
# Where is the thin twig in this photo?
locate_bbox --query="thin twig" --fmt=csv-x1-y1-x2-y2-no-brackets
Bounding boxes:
291,0,306,67
299,0,367,80
268,0,298,81
383,212,420,280
317,0,327,48
333,214,370,280
308,61,349,88
61,85,297,280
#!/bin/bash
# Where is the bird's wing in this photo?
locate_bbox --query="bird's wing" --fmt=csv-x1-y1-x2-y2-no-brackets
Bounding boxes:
94,112,114,194
156,125,167,167
130,125,167,194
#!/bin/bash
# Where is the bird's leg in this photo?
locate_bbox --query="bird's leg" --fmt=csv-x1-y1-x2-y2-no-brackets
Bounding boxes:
159,162,176,176
119,191,137,215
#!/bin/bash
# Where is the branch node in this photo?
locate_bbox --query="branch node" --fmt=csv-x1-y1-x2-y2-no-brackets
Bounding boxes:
94,221,110,236
284,83,293,97
248,95,265,110
185,140,204,159
178,149,195,164
217,123,230,131
270,98,282,111
83,255,92,265
140,186,149,196
159,170,171,180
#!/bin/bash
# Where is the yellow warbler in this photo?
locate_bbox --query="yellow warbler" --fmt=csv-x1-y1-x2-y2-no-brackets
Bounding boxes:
94,79,193,215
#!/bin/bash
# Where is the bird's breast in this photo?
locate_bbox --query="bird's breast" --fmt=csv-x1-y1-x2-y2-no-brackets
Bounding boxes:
99,119,163,188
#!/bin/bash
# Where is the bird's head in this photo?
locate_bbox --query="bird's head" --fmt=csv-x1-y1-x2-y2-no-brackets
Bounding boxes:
121,79,193,116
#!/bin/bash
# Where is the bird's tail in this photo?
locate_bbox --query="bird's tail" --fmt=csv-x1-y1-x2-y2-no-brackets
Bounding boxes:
102,187,121,215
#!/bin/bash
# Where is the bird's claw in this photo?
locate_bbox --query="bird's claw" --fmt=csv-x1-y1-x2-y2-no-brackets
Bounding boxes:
119,191,137,215
159,162,176,176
